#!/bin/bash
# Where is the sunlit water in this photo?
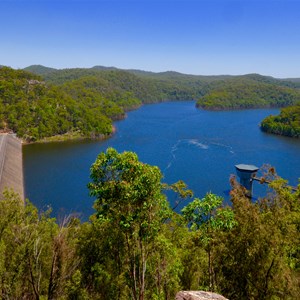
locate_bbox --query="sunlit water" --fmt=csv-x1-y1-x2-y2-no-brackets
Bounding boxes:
23,101,300,219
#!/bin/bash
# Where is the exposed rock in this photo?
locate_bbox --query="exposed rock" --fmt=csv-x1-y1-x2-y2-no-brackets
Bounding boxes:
28,79,44,85
175,291,228,300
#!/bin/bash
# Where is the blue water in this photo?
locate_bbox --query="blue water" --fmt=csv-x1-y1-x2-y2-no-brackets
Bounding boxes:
23,101,300,219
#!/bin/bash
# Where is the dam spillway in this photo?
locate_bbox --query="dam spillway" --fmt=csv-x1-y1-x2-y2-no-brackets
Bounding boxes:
0,134,24,201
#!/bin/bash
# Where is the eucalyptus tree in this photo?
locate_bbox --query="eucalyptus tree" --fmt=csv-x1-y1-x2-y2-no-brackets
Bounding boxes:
0,190,78,299
181,193,236,291
213,176,300,300
88,148,172,300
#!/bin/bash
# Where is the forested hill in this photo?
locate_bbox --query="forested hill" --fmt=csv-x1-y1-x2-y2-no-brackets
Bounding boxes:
23,64,57,75
25,65,300,108
20,65,300,140
261,102,300,138
0,67,140,142
196,77,300,110
24,65,214,102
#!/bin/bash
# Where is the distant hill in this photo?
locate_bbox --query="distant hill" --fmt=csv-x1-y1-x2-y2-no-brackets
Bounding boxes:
24,64,300,109
282,78,300,83
24,64,300,83
23,64,57,75
91,65,119,71
24,66,212,102
196,77,300,110
240,73,300,89
1,64,299,141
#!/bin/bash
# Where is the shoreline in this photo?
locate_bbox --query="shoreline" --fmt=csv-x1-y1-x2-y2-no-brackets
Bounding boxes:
21,125,117,145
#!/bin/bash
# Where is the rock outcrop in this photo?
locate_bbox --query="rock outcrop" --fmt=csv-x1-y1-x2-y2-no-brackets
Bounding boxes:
176,291,228,300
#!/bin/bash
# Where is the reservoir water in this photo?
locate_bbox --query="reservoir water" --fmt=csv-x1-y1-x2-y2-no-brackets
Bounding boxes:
23,101,300,219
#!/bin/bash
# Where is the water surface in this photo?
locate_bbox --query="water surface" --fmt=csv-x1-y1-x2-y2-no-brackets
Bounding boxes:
23,101,300,219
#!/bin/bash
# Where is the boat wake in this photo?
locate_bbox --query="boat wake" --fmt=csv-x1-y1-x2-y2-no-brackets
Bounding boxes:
188,139,209,149
210,141,235,155
165,139,209,170
164,139,235,171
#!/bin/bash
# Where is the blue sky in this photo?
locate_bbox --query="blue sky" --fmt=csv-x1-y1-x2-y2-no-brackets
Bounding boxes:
1,0,300,77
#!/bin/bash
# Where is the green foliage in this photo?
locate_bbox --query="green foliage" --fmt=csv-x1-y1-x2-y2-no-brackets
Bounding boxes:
5,65,300,142
25,66,215,103
29,65,300,107
0,189,80,299
23,64,57,75
0,149,299,299
88,148,171,229
162,180,193,210
261,102,300,138
0,66,116,141
0,67,144,142
146,226,184,300
182,193,237,291
182,193,223,230
62,75,141,114
213,177,300,299
196,78,300,110
87,148,173,300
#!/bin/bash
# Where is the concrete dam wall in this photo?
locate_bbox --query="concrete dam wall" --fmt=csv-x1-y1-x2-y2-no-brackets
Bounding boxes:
0,134,24,200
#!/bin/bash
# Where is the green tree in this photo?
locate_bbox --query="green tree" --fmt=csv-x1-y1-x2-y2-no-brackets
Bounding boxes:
0,189,79,299
261,102,300,138
182,193,236,291
87,148,172,300
214,176,300,299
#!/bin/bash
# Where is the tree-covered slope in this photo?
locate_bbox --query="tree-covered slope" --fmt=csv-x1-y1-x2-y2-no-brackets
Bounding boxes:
241,73,300,89
261,102,300,137
0,67,131,142
196,78,300,110
24,68,174,103
61,75,141,114
22,65,300,141
24,65,237,102
23,64,57,75
0,150,299,299
25,65,300,107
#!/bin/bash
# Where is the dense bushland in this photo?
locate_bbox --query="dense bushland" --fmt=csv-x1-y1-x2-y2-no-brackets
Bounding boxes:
2,65,300,141
26,65,300,106
261,102,300,138
0,67,137,142
196,78,300,110
0,148,299,299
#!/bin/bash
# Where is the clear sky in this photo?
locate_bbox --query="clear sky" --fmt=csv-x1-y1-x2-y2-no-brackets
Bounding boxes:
1,0,300,78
